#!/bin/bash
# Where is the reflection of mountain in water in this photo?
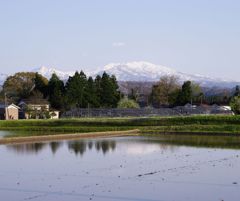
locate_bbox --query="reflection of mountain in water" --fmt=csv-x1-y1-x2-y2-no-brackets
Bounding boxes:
68,140,116,156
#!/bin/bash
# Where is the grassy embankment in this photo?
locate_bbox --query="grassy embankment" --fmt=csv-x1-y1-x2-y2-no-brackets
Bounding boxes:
1,115,240,138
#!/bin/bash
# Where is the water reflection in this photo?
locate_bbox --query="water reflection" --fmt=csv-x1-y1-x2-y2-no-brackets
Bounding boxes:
68,140,116,156
2,136,240,201
144,134,240,149
7,142,49,154
126,143,178,155
6,139,117,155
5,135,240,156
50,141,63,154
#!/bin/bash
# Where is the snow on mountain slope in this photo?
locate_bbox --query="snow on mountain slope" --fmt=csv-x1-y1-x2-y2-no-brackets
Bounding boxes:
31,61,239,88
91,61,178,82
32,66,75,80
90,61,238,87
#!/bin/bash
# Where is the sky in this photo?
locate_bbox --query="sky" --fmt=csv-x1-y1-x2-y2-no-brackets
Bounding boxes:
0,0,240,80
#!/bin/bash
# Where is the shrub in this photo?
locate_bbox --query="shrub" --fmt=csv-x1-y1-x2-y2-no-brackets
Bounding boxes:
117,98,140,109
230,96,240,114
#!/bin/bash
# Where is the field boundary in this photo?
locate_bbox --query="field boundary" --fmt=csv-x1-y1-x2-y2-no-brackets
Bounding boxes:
0,129,140,145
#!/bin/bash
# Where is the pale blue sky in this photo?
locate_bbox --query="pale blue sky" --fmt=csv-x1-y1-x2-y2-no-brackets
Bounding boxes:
0,0,240,79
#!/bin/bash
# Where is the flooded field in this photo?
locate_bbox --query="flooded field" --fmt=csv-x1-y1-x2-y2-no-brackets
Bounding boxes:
0,135,240,201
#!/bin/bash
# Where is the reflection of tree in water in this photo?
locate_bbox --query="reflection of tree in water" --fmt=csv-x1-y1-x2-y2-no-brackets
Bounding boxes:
49,142,63,154
7,142,63,154
68,140,116,156
158,143,179,153
7,139,117,156
88,141,93,150
68,141,87,156
95,140,116,154
7,143,48,154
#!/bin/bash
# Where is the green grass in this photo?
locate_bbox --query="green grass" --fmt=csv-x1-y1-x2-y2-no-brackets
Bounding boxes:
1,115,240,137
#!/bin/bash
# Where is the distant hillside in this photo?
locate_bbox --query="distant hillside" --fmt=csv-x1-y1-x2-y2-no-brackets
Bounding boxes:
1,61,240,94
34,61,240,88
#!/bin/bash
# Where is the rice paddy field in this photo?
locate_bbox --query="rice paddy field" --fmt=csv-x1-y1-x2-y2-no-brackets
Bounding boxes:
1,115,240,138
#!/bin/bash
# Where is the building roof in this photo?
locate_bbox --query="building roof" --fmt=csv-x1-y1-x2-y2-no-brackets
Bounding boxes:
0,103,20,109
19,99,49,105
7,103,20,109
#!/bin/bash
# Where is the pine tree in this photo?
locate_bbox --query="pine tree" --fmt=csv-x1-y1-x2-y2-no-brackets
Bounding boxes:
48,73,65,110
65,71,88,108
100,72,120,107
86,76,100,107
178,81,192,105
34,73,48,98
110,75,121,107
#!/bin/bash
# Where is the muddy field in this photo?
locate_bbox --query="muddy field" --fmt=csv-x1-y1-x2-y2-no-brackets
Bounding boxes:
0,136,239,201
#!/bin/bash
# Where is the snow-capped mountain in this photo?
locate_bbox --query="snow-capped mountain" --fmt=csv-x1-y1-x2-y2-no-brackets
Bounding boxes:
32,66,75,80
90,61,177,82
1,61,237,88
90,61,239,87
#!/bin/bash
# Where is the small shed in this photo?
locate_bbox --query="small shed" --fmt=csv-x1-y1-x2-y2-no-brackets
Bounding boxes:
5,104,20,120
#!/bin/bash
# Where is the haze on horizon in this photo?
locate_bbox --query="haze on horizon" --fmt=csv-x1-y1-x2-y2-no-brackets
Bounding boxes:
0,0,240,80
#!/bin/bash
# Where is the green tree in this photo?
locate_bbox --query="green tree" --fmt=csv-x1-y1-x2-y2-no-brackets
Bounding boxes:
65,71,88,108
117,97,140,108
48,73,65,110
178,81,192,105
34,73,48,98
3,72,47,103
191,82,203,104
110,75,121,106
151,75,180,106
86,76,100,107
100,72,120,108
94,75,102,105
230,96,240,114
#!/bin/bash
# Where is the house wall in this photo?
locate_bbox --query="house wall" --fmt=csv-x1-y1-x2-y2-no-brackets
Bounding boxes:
5,107,19,120
28,104,50,111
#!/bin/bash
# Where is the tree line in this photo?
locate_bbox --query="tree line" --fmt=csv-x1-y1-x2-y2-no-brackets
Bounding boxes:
1,72,240,113
150,76,203,107
149,75,240,108
1,71,121,111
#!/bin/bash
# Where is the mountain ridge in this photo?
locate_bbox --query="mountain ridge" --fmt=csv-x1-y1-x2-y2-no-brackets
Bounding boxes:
0,61,239,88
34,61,239,88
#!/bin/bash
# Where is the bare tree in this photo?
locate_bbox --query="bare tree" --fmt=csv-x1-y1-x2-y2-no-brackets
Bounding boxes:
151,75,180,106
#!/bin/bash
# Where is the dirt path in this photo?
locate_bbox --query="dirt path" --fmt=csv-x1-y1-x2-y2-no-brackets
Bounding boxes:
0,129,140,145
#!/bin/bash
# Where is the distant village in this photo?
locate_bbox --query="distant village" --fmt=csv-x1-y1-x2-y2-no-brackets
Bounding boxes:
0,70,239,120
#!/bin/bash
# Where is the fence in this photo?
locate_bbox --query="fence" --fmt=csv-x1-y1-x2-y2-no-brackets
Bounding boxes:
62,108,180,118
61,106,233,118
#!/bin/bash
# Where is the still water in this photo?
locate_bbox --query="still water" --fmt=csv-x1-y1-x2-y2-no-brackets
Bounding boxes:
0,135,240,201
